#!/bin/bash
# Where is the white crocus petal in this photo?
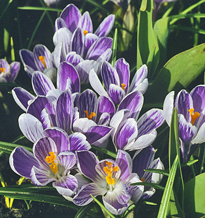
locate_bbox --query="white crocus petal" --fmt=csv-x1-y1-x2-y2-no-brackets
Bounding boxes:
73,118,96,133
150,158,164,184
132,78,148,94
163,91,175,126
191,122,205,144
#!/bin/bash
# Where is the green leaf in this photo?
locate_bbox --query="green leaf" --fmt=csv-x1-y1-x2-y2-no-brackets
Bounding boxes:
145,43,205,104
130,182,164,191
181,159,198,167
157,156,178,218
74,204,94,218
0,186,78,209
140,0,147,11
18,6,62,12
0,141,32,153
111,28,118,66
144,168,169,176
184,172,205,217
90,195,116,218
91,145,117,158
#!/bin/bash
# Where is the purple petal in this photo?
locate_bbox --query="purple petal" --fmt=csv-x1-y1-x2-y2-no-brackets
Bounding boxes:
32,71,55,96
53,175,77,196
33,44,51,72
109,84,125,105
137,109,164,137
9,62,20,83
57,61,80,93
12,87,35,111
55,17,67,31
70,28,84,56
78,11,93,33
101,61,120,91
98,96,115,118
94,14,115,37
69,132,91,151
33,137,58,170
9,146,39,178
190,85,205,113
114,58,130,93
56,90,73,134
76,150,100,182
58,151,76,171
60,4,81,33
115,118,138,150
73,183,106,206
116,150,132,181
19,113,44,142
98,113,110,125
84,33,98,56
0,59,10,72
53,28,72,54
44,127,69,152
96,48,112,62
84,126,112,146
175,90,193,122
19,49,37,76
66,52,83,66
86,37,113,60
118,91,144,119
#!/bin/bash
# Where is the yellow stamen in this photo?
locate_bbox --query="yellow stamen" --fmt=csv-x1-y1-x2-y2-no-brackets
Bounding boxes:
103,161,119,185
0,67,5,73
45,152,58,174
84,110,96,120
83,30,88,36
188,108,200,125
121,83,126,91
39,56,47,69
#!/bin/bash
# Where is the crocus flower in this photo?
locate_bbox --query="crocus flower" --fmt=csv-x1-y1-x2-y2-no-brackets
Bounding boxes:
19,44,56,81
0,59,20,83
89,59,148,105
110,107,164,151
9,131,91,197
53,4,114,83
132,146,164,199
73,150,144,215
163,85,205,162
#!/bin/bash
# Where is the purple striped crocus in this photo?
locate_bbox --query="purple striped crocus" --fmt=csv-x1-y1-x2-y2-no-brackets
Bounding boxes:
73,150,143,215
163,85,205,162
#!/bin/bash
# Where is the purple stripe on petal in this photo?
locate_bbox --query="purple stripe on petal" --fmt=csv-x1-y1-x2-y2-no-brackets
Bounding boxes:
69,132,91,151
98,113,110,125
190,85,205,114
55,17,67,31
9,146,39,178
12,87,35,111
137,109,164,137
71,28,84,56
86,37,113,61
58,151,76,170
84,33,98,57
79,11,93,33
57,61,80,93
32,71,55,96
109,84,125,105
60,4,81,33
98,96,115,118
175,90,193,122
66,52,83,66
9,62,20,83
118,91,144,119
94,14,115,37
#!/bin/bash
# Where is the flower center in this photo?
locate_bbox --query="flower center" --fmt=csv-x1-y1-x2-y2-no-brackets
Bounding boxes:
83,30,88,36
103,161,119,185
39,56,47,69
121,83,126,91
188,108,200,125
84,110,96,120
0,67,5,73
45,151,58,174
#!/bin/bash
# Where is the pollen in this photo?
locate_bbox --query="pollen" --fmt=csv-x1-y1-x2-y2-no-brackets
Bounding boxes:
39,56,47,69
140,178,145,182
84,110,96,120
103,161,119,185
0,67,5,73
121,83,126,90
83,30,88,36
45,151,58,174
188,108,200,125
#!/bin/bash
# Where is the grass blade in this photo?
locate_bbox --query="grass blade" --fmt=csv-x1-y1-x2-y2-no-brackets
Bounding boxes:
111,28,118,66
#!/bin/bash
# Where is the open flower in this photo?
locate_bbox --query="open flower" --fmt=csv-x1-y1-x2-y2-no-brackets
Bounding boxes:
9,131,90,197
132,146,164,199
163,86,205,162
89,59,148,105
73,150,143,215
0,59,20,83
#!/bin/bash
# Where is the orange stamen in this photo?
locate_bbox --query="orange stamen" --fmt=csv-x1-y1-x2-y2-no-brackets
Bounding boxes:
188,108,200,125
0,67,5,73
121,83,126,90
140,178,145,182
83,30,88,36
39,56,47,69
103,161,119,185
45,152,58,174
84,110,96,120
